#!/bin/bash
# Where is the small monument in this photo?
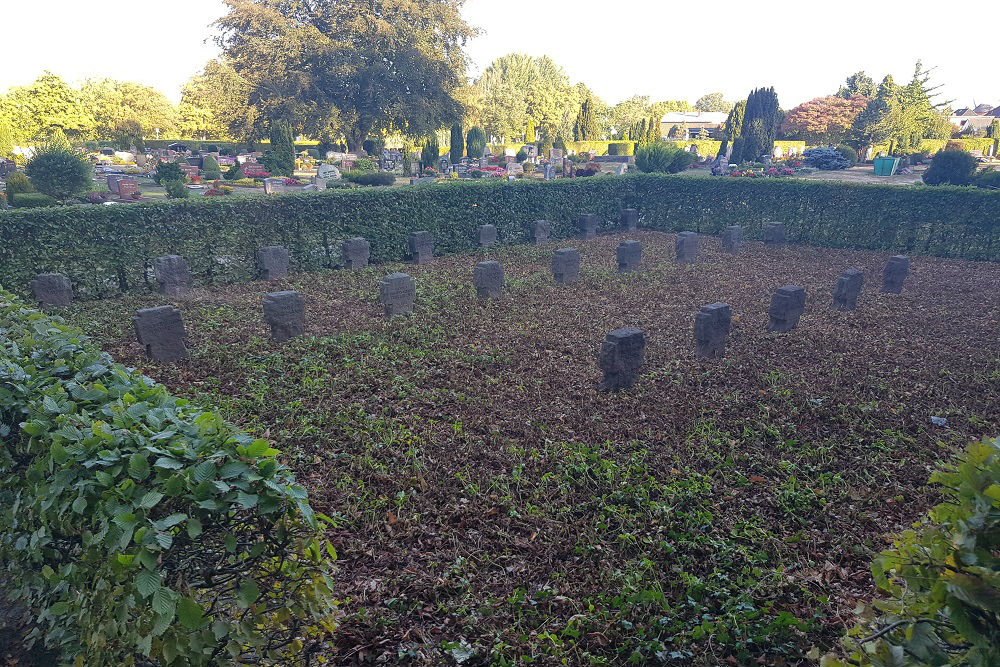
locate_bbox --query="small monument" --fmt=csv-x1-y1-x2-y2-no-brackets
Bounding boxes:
262,291,305,343
616,240,641,273
767,286,806,333
133,306,187,362
152,255,191,297
598,328,645,391
676,232,699,264
380,273,416,317
478,224,498,247
694,303,732,359
622,209,638,232
408,231,434,264
578,213,598,240
30,273,72,308
257,246,290,280
833,269,864,311
721,226,743,254
343,237,371,270
552,248,580,285
763,222,786,246
882,256,910,294
473,261,504,299
532,220,552,245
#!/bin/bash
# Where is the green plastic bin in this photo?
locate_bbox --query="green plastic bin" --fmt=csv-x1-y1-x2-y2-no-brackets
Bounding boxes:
873,157,900,176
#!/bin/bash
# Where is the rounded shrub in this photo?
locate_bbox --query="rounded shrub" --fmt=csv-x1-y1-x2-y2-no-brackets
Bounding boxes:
922,149,977,186
973,169,1000,189
353,157,377,173
515,149,527,162
154,161,184,185
5,171,35,200
835,145,859,166
465,126,487,159
25,148,93,200
202,155,221,180
636,143,694,173
11,192,57,208
162,179,190,198
802,147,852,170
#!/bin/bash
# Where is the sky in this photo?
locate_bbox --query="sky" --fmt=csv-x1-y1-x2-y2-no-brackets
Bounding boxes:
3,0,998,110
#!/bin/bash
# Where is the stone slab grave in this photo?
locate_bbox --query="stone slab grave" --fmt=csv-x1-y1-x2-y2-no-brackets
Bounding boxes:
380,272,416,317
552,248,580,285
262,290,305,343
117,179,139,199
832,269,864,311
721,226,743,254
263,177,286,195
675,231,699,263
478,224,497,247
473,261,504,299
616,240,641,273
407,231,434,264
317,163,340,180
763,222,786,246
578,213,598,240
598,327,645,391
133,306,187,362
30,273,72,307
531,220,552,246
257,246,290,280
343,237,371,269
882,255,910,293
694,303,732,359
152,255,191,296
768,286,806,333
622,209,638,232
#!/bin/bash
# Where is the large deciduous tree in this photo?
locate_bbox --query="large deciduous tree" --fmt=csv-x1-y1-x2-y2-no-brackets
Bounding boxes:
214,0,475,151
695,92,732,113
1,72,94,142
780,96,869,144
80,79,179,139
178,60,254,141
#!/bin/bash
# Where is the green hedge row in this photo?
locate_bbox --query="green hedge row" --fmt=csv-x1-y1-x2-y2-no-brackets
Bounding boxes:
0,290,337,664
1,174,998,298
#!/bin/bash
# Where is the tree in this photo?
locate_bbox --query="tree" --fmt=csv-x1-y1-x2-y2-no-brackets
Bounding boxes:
450,123,464,163
988,120,1000,139
837,71,876,99
733,87,780,163
718,100,746,157
202,155,222,180
0,119,13,159
466,126,486,158
264,121,295,177
421,135,440,169
80,79,179,140
214,0,475,151
2,72,94,141
852,75,905,155
179,60,254,142
25,146,92,199
695,92,732,113
573,97,599,140
780,96,869,144
113,120,145,151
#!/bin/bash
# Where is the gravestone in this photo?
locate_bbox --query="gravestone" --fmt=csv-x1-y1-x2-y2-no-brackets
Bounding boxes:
152,255,190,296
622,209,638,232
343,237,371,270
532,220,552,245
598,327,645,391
616,240,641,273
408,231,434,264
257,246,290,280
106,174,128,194
438,156,451,174
317,163,340,180
832,269,864,311
721,226,743,254
263,177,286,194
133,306,187,362
380,273,416,317
117,179,139,199
311,176,327,190
552,248,580,285
30,273,72,307
478,224,498,247
473,261,504,299
675,231,699,263
767,286,806,333
543,164,555,180
578,213,598,240
549,148,564,161
882,255,910,294
763,222,786,246
694,303,732,359
340,157,356,172
262,290,305,343
506,162,523,176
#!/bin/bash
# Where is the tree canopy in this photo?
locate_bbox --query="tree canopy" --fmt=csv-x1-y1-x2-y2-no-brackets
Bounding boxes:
781,96,869,144
695,92,733,113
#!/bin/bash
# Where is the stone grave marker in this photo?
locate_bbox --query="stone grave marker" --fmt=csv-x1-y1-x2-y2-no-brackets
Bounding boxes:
694,303,732,359
598,327,645,391
30,273,72,307
767,286,806,332
133,306,187,362
263,177,286,194
578,213,598,240
317,163,340,180
343,237,371,270
152,255,190,296
763,222,786,246
721,226,743,254
262,290,305,343
478,224,498,247
408,231,434,264
882,255,910,294
117,179,139,199
543,164,555,179
380,273,416,317
552,248,580,284
832,269,864,311
506,162,523,176
676,231,699,263
532,220,551,245
616,240,641,273
549,148,564,161
341,156,356,171
257,246,290,280
622,209,638,232
473,261,504,299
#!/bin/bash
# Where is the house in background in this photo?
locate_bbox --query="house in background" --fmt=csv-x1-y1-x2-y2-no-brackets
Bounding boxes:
660,111,729,139
949,104,999,135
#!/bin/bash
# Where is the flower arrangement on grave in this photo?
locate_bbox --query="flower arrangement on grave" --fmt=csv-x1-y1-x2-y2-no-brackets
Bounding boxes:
423,167,437,176
282,177,301,186
203,180,233,196
242,164,270,178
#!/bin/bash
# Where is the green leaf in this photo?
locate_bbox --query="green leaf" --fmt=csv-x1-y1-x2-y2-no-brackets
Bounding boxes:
72,495,87,513
152,513,187,531
236,491,258,509
245,439,270,457
153,456,184,470
224,533,237,553
236,580,260,608
129,453,151,480
136,569,160,598
177,597,205,629
137,490,164,510
186,517,203,539
152,586,175,617
192,460,217,483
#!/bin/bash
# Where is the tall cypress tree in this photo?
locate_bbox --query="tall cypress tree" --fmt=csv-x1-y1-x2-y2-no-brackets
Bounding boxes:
719,100,745,157
450,123,464,162
574,98,598,141
733,88,779,163
266,120,295,176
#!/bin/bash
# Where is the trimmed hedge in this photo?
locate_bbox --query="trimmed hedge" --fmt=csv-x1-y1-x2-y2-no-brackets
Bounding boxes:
1,174,998,298
0,291,337,664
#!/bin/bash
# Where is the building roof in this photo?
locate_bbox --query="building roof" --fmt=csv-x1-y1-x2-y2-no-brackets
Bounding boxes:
660,111,729,125
973,103,995,115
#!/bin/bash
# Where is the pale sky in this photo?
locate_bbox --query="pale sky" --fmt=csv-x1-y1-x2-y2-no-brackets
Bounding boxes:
3,0,997,110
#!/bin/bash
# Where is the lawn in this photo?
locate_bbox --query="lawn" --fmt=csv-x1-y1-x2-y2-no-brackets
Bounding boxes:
62,231,1000,665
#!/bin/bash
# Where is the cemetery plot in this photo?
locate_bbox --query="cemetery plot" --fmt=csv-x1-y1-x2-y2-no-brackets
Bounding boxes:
62,232,1000,666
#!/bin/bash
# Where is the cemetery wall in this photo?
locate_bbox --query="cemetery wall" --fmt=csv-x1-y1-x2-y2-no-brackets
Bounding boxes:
1,174,997,298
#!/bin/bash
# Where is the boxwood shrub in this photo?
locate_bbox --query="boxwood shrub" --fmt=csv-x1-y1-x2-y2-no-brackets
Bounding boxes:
0,291,337,665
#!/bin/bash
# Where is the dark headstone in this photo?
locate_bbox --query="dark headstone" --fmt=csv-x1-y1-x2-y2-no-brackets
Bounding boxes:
767,286,806,333
616,240,641,273
763,222,786,246
257,246,290,280
380,272,416,317
30,273,72,307
408,231,434,264
532,220,552,245
721,226,743,254
343,237,371,270
622,209,638,231
882,255,910,294
152,255,190,296
133,306,187,362
598,327,645,391
694,303,732,359
676,232,699,264
832,269,864,311
552,248,580,285
478,224,498,247
578,213,598,240
473,261,504,299
262,290,305,343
